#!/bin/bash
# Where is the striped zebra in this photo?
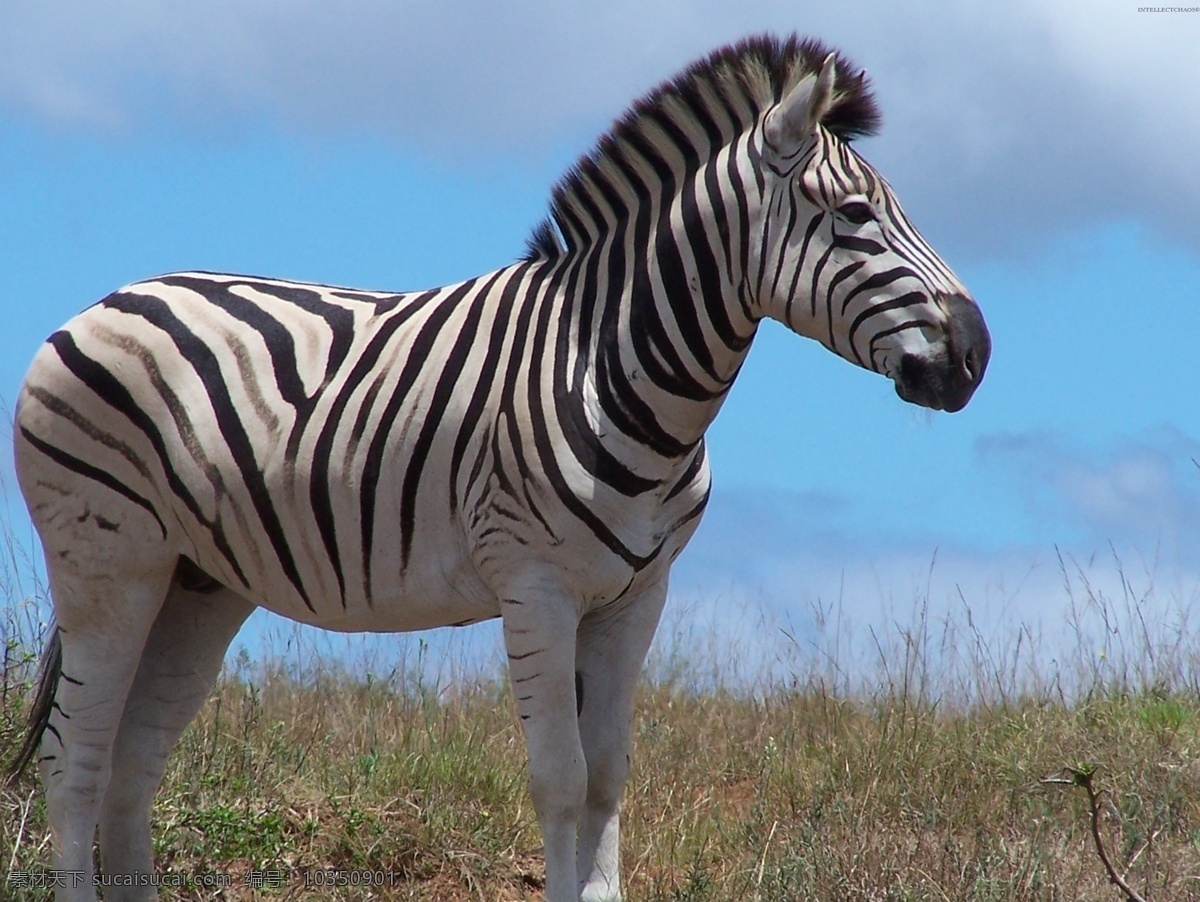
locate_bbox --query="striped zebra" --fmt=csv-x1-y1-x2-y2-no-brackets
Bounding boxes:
8,35,988,902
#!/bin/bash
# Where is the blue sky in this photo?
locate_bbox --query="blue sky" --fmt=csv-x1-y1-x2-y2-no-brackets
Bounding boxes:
2,1,1198,685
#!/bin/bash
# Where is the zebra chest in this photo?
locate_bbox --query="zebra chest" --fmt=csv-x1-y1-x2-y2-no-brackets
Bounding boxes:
462,458,709,607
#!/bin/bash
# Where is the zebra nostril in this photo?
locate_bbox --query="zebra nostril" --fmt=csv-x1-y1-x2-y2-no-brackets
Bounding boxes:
941,293,990,391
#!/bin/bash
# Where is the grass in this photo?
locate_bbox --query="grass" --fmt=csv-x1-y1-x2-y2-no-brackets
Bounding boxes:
3,546,1200,899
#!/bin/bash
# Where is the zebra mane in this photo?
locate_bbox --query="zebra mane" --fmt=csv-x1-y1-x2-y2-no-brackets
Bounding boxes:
523,34,880,262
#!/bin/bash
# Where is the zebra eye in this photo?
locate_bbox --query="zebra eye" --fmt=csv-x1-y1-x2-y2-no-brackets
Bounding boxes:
836,201,875,225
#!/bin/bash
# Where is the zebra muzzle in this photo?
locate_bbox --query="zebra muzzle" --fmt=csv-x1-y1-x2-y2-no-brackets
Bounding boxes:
895,293,990,413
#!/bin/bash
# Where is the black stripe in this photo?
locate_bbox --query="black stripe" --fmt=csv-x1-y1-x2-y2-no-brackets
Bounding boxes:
308,290,439,604
153,276,366,472
525,266,658,571
840,267,913,314
804,242,839,350
22,386,152,480
834,235,886,256
154,277,309,409
595,346,691,458
102,292,310,609
663,102,747,355
449,266,549,513
847,292,929,364
584,164,688,457
768,196,804,311
663,442,707,503
507,648,544,662
822,259,867,350
552,277,661,496
539,188,679,495
628,262,720,403
589,153,713,447
656,202,718,380
19,426,167,537
680,162,743,361
728,136,755,293
705,147,735,278
358,282,475,589
397,272,504,571
45,328,247,586
604,135,715,403
495,411,563,545
868,319,939,371
614,134,724,403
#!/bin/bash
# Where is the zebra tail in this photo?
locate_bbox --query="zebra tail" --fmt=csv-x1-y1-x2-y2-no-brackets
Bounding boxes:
5,625,62,786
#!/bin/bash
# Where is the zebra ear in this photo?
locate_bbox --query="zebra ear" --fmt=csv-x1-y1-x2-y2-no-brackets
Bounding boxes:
764,52,838,159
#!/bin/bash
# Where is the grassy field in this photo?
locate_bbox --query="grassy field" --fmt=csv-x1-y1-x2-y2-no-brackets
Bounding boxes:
3,552,1200,900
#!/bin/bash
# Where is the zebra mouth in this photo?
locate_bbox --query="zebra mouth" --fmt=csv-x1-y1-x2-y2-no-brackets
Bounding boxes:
894,357,970,412
892,294,990,413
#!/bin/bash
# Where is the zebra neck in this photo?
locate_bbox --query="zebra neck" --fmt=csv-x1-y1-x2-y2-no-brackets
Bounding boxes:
551,146,762,454
570,251,756,459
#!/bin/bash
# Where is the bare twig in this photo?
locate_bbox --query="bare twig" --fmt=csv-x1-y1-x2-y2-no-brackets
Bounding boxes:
1124,827,1163,874
1041,766,1149,902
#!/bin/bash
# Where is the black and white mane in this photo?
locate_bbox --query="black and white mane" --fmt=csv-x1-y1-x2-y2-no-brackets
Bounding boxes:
526,35,881,261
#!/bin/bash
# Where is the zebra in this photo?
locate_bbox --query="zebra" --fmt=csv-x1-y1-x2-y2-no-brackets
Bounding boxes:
7,35,988,902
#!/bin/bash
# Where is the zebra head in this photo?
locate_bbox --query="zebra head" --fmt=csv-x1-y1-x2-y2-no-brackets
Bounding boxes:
753,53,990,413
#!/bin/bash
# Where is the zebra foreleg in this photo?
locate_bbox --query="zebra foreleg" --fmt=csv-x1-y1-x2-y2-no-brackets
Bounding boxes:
574,580,669,902
98,580,253,898
500,590,586,902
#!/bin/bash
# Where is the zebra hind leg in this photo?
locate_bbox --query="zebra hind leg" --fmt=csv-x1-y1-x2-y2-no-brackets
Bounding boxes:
35,548,177,902
574,580,669,902
98,569,254,900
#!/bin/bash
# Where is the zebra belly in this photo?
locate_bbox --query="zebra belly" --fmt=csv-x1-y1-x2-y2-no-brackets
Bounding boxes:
177,494,504,634
254,590,502,635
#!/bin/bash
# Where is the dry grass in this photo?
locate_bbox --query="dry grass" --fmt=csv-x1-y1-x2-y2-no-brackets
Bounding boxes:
3,548,1200,900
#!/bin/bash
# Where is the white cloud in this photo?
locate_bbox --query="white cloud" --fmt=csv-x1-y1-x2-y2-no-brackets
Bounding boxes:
977,429,1200,547
0,2,683,153
1,2,1196,255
